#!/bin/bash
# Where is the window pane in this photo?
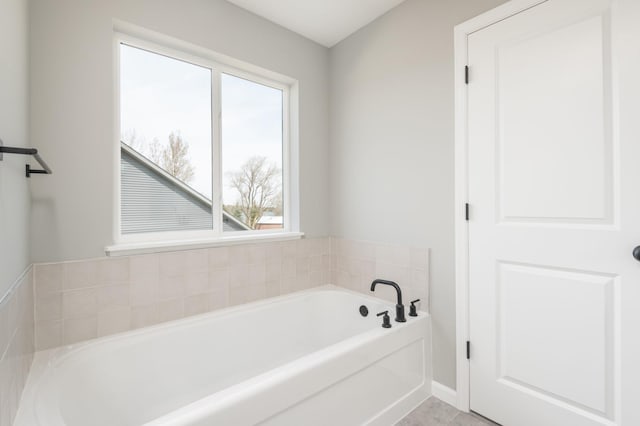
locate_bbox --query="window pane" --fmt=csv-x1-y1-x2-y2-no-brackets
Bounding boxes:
120,44,213,234
221,73,284,232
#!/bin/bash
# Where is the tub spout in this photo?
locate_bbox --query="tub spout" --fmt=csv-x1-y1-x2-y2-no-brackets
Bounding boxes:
370,279,406,323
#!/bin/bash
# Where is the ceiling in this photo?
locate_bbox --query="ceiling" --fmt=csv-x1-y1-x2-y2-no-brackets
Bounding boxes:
225,0,407,47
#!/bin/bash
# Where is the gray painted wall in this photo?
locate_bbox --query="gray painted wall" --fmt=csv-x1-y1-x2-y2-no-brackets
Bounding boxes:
29,0,330,262
329,0,507,389
0,0,30,298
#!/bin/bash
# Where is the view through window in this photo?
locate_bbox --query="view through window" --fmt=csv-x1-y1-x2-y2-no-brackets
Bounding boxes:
221,73,283,232
119,42,285,236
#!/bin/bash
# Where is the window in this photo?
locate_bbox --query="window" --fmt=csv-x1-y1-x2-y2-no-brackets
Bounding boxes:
116,35,295,247
221,74,284,232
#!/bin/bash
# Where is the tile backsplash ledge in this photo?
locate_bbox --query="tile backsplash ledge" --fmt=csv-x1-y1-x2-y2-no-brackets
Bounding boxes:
34,237,430,351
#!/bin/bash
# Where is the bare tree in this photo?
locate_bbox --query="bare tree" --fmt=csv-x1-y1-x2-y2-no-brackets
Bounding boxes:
271,191,283,216
122,129,162,167
122,128,142,151
122,130,195,183
227,156,281,229
148,137,162,165
161,132,194,183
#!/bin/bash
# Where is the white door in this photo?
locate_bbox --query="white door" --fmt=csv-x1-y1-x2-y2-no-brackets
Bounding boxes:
467,0,640,425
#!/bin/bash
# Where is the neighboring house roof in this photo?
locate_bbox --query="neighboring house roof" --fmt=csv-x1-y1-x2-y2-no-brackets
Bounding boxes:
120,142,251,234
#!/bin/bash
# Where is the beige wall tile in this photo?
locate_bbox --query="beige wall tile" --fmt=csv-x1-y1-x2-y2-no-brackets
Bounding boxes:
35,292,62,322
323,270,333,285
131,304,159,329
228,286,248,306
280,277,297,295
184,295,208,317
249,263,266,285
281,241,297,258
246,283,266,302
34,263,63,294
229,265,249,288
98,308,131,337
63,288,98,319
208,247,229,267
0,305,9,357
410,248,429,271
228,245,249,265
310,255,323,272
129,254,159,286
0,358,13,426
158,275,185,301
296,257,309,275
98,258,130,286
331,238,429,311
159,251,187,277
295,239,311,257
207,288,228,311
157,299,184,323
185,249,208,270
282,258,296,278
63,317,97,345
247,244,267,264
295,273,310,290
310,271,323,287
209,267,229,291
265,244,282,262
266,261,281,282
375,262,409,286
130,279,158,307
265,280,280,297
30,237,335,349
98,284,130,312
185,271,209,296
63,260,99,290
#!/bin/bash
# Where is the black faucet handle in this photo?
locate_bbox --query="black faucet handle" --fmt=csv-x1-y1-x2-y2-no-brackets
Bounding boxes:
377,310,392,328
409,299,421,317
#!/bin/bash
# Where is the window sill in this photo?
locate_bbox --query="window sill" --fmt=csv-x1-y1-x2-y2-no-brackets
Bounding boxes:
105,231,304,257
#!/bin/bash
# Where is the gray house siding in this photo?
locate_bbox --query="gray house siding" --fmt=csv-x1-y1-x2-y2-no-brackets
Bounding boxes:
121,148,246,234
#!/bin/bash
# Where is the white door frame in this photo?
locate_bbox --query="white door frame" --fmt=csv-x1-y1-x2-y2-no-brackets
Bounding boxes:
453,0,549,412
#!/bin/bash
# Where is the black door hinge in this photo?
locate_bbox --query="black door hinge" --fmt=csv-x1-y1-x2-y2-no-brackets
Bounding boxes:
466,341,470,360
465,203,469,221
465,65,469,84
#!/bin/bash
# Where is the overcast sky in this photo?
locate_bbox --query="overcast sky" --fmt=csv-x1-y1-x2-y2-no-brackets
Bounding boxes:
120,44,283,204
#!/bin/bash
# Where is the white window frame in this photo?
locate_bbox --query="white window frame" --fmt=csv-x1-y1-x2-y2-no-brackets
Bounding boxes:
107,26,301,256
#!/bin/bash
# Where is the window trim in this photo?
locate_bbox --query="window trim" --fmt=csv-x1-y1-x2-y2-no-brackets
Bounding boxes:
105,231,305,257
110,26,300,255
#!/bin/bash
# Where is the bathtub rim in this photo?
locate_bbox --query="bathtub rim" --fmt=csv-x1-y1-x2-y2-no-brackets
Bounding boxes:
18,285,429,426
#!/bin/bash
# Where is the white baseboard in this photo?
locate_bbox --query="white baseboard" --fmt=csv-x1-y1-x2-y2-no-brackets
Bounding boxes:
431,381,457,407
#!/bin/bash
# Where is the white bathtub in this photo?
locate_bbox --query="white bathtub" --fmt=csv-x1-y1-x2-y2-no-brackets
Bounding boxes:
16,285,431,426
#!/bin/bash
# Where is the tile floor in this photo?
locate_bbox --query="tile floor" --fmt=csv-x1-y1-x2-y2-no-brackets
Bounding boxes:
397,397,499,426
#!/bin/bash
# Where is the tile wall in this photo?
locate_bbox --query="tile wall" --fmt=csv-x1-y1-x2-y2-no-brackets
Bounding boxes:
331,237,429,308
33,236,430,351
34,238,331,350
0,267,34,426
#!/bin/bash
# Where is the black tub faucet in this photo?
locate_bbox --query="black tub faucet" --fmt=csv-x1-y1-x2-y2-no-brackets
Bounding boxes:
370,279,406,323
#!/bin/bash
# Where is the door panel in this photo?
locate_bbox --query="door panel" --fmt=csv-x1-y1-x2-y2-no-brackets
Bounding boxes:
467,0,639,425
497,15,612,223
498,262,615,416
